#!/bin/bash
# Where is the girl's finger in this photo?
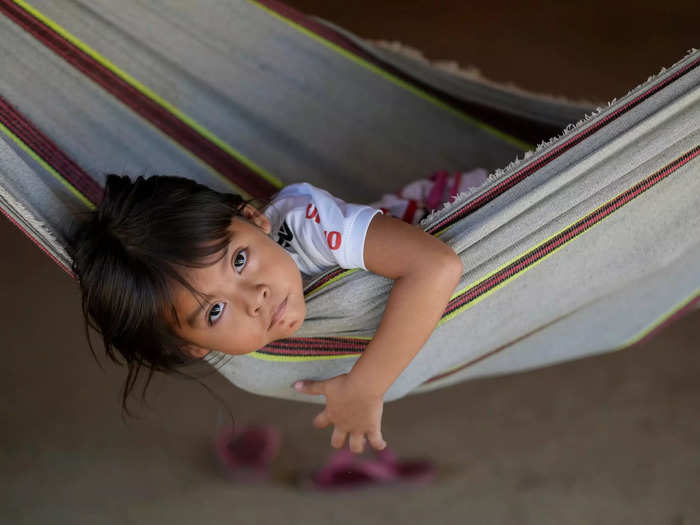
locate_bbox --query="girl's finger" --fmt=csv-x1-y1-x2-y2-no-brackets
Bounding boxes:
367,430,387,451
348,433,366,454
294,380,324,396
313,410,331,429
330,427,348,449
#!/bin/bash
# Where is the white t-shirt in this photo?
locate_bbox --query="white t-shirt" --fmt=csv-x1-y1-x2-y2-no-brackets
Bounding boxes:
263,183,382,276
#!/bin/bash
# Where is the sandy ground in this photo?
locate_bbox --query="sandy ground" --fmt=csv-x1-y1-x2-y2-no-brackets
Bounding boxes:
2,1,698,524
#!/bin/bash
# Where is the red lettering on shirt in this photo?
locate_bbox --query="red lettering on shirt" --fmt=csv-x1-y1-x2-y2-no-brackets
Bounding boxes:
326,231,342,250
307,204,340,249
305,204,321,223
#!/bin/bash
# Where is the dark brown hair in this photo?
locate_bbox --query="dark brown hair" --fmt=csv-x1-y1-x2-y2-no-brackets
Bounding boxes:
69,174,249,416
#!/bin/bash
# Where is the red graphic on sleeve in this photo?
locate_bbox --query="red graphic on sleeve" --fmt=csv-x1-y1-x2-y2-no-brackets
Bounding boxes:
306,204,342,250
305,204,321,223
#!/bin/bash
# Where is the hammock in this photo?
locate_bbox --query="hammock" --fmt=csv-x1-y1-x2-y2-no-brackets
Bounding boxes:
1,0,698,404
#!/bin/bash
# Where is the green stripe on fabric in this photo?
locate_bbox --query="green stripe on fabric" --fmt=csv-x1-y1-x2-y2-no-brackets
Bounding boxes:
14,0,282,192
0,121,95,210
249,0,532,152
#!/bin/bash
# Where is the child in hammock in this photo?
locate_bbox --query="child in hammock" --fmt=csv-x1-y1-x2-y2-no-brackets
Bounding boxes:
71,169,486,454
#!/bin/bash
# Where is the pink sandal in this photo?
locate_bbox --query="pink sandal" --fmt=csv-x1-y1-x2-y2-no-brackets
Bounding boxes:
305,446,436,491
214,424,281,482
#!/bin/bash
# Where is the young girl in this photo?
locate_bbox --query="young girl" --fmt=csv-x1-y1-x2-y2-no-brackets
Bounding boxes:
70,170,485,454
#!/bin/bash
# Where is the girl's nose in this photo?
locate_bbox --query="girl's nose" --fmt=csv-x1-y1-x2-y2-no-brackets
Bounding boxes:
246,284,270,316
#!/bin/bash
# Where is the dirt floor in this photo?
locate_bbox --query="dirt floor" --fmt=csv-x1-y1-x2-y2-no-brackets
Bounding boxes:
2,1,698,524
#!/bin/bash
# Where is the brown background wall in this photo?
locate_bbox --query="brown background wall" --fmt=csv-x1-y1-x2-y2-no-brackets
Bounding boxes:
284,0,698,102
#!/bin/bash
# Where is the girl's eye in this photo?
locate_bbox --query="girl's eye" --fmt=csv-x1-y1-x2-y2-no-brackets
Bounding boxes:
233,249,248,273
207,302,225,326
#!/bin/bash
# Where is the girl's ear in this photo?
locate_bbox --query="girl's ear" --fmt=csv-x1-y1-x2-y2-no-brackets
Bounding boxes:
240,204,271,234
185,345,210,359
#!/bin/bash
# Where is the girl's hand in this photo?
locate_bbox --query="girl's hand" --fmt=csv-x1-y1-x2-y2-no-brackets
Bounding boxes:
294,374,387,454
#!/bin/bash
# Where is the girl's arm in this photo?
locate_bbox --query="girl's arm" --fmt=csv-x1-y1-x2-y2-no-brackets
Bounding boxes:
354,213,462,393
294,213,462,453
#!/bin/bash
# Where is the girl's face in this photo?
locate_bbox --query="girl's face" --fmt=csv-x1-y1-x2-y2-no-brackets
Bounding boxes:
170,205,306,357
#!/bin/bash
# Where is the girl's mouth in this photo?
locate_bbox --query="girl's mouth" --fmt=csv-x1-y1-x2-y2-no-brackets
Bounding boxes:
270,296,288,329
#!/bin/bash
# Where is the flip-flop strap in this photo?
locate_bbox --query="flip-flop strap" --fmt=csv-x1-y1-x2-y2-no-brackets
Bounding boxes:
316,448,397,483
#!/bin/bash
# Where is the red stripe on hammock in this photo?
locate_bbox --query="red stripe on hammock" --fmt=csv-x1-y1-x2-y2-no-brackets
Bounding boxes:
0,96,103,205
263,337,368,354
0,0,278,201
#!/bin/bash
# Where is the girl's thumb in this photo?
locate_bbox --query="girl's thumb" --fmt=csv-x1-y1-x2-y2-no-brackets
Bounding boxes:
294,380,318,394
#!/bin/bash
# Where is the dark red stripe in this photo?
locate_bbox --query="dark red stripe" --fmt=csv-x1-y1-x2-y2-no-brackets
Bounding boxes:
270,336,369,346
266,341,366,351
263,337,369,355
0,0,278,200
258,349,359,357
0,95,102,204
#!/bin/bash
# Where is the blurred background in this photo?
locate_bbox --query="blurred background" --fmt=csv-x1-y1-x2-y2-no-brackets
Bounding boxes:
2,1,698,524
